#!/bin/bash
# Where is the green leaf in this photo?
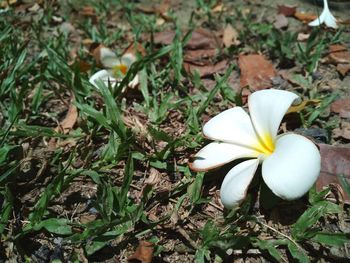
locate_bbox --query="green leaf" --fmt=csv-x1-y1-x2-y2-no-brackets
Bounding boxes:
0,186,13,234
187,172,204,204
287,241,309,263
33,218,72,235
311,232,349,246
337,174,350,198
292,201,341,241
252,239,284,262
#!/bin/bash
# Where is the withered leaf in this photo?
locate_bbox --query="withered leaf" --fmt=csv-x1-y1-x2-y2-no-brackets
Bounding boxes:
184,59,228,77
278,5,296,17
317,144,350,203
128,241,154,263
331,98,350,119
273,14,289,29
223,24,240,47
294,12,317,22
55,99,78,134
238,54,277,90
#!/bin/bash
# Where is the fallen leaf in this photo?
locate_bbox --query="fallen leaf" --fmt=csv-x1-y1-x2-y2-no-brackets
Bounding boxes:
128,241,154,263
153,28,221,49
238,54,277,90
80,6,96,17
287,99,320,114
123,42,146,57
184,49,218,64
337,64,350,76
223,24,240,47
184,59,228,77
273,14,289,29
136,0,169,14
55,99,78,134
278,5,296,17
331,98,350,118
211,3,225,13
317,144,350,203
294,12,317,23
328,45,350,64
333,121,350,140
297,33,310,42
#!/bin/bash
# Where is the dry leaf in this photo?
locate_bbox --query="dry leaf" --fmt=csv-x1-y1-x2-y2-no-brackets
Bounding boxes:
223,24,240,47
287,99,320,114
184,60,228,77
333,122,350,140
128,241,154,263
294,12,317,23
317,144,350,203
278,5,296,17
297,33,310,42
328,45,350,64
337,64,350,76
55,100,78,134
238,54,277,90
211,3,225,13
137,0,169,14
81,6,96,17
153,28,221,49
184,49,217,64
123,42,146,57
331,98,350,119
273,14,289,29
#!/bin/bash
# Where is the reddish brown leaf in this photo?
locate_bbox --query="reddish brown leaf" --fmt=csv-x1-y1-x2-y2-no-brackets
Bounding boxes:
278,5,296,17
123,42,146,57
80,6,96,17
184,49,217,64
238,54,277,90
337,64,350,76
153,28,221,49
328,45,350,64
55,99,78,134
294,12,317,22
222,24,240,47
331,98,350,119
184,60,228,77
128,241,154,263
136,0,170,14
317,144,350,203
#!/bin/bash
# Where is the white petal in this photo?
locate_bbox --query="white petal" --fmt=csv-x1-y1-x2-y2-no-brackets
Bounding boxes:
121,53,137,67
100,47,119,68
89,70,117,88
220,159,259,208
248,89,298,145
128,74,139,88
203,107,262,149
262,134,321,200
324,10,337,29
190,142,260,172
309,11,326,27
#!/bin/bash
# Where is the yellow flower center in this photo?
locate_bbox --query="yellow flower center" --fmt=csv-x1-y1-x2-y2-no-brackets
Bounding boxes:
112,64,128,77
254,133,275,155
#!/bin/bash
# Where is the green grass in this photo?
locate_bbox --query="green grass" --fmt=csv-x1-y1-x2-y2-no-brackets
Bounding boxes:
0,0,349,262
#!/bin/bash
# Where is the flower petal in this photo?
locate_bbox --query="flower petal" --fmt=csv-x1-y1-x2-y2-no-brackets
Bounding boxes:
89,69,117,88
248,89,298,145
190,142,260,172
220,159,259,208
121,53,137,67
203,107,262,148
308,10,326,27
262,134,321,200
128,74,139,88
100,47,120,68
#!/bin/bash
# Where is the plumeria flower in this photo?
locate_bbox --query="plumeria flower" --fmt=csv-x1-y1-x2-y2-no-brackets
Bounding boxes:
309,0,337,29
89,47,139,89
190,89,321,208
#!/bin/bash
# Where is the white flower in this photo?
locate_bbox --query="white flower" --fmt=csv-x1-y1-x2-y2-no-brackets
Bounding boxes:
309,0,337,29
190,89,321,208
89,47,139,89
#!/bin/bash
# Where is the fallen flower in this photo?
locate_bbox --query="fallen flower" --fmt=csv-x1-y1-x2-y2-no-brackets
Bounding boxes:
89,47,139,89
308,0,337,29
190,89,321,208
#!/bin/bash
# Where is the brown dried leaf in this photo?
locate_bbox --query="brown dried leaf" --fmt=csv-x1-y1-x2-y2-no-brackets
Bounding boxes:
238,54,277,90
273,14,289,29
80,6,96,17
278,5,296,17
123,42,146,57
333,122,350,140
294,12,317,22
184,49,217,64
223,24,240,47
328,44,350,64
128,241,154,263
55,100,78,134
317,144,350,203
331,98,350,119
184,60,228,77
337,64,350,76
153,28,221,49
136,0,170,15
